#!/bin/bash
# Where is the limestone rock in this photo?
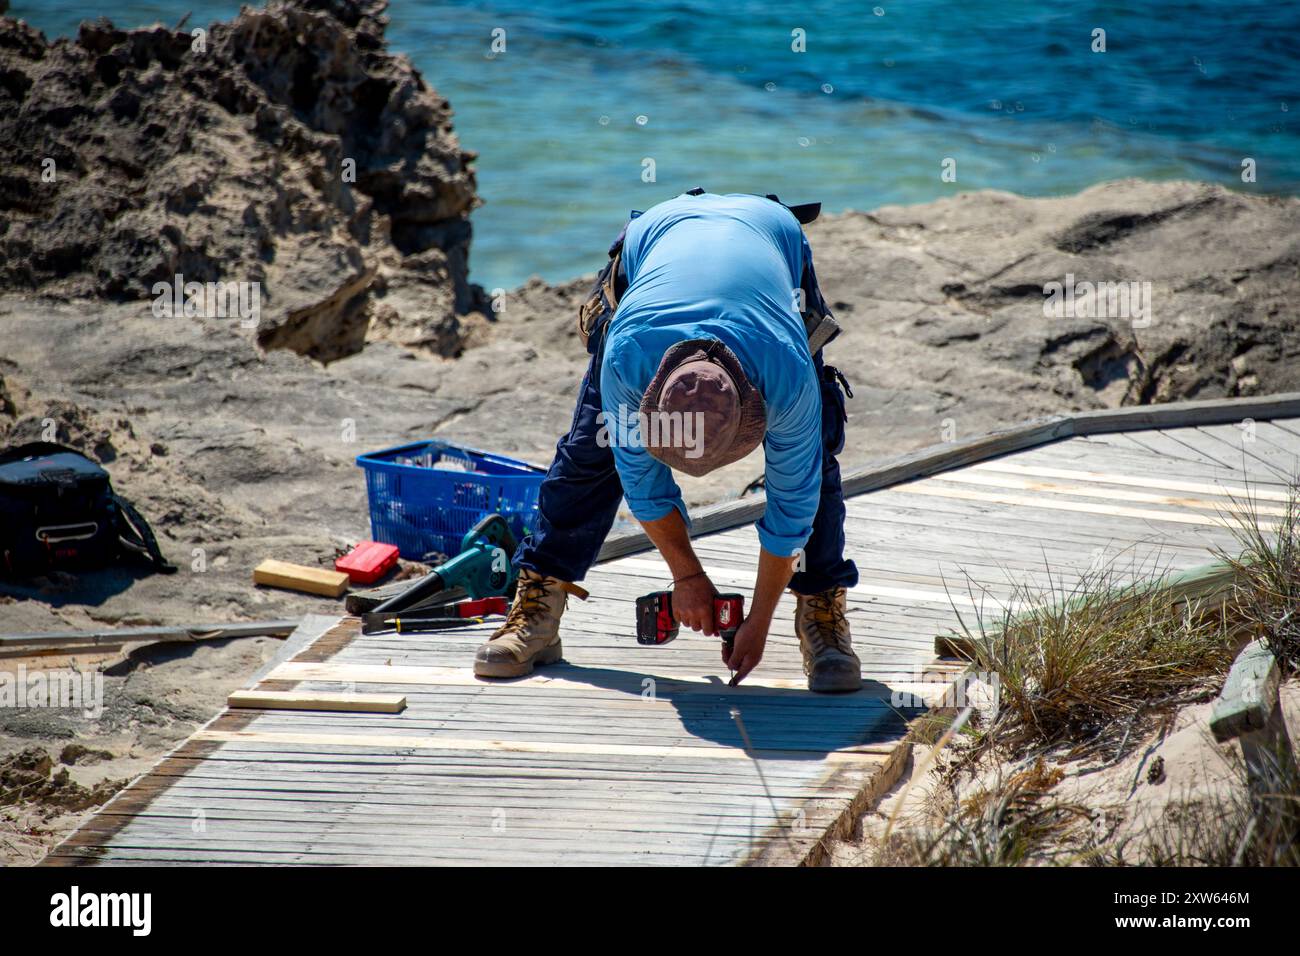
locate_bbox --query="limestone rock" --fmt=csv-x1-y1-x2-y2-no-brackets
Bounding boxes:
0,0,482,362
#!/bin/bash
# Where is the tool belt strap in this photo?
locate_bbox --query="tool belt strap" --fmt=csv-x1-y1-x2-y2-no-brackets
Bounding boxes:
559,581,590,601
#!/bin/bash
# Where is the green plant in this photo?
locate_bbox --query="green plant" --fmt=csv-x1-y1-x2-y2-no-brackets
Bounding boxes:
1219,483,1300,673
949,563,1232,757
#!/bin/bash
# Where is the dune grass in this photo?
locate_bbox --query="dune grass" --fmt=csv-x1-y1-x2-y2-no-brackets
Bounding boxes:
950,563,1233,760
874,482,1300,867
1218,486,1300,674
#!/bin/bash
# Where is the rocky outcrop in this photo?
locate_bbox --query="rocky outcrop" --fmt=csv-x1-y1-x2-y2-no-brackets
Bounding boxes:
811,180,1300,422
0,0,484,361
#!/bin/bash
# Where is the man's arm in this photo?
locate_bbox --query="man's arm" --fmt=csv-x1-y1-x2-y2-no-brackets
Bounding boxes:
640,509,718,636
602,348,721,633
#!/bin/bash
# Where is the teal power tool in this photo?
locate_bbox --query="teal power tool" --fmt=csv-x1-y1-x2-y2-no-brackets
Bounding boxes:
362,514,517,634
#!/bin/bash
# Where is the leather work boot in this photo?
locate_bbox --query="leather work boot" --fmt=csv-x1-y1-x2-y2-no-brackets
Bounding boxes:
793,586,862,693
474,569,588,678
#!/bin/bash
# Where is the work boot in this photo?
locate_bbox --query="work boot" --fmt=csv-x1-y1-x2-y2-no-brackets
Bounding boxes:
794,586,862,693
474,569,588,678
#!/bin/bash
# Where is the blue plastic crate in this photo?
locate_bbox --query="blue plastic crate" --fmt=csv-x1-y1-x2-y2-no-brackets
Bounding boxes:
356,440,546,561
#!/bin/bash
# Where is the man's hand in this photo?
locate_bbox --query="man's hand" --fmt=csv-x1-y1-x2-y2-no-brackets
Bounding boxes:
723,614,769,685
671,572,719,636
638,510,800,688
724,547,797,686
639,509,719,634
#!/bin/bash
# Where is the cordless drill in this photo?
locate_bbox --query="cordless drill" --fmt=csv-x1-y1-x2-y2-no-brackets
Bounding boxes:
636,591,745,650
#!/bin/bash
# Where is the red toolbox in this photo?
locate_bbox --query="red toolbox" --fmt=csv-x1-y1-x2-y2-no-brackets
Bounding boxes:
335,541,400,585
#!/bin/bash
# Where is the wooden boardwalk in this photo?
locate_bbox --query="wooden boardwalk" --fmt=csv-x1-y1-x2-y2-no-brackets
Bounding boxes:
46,397,1300,865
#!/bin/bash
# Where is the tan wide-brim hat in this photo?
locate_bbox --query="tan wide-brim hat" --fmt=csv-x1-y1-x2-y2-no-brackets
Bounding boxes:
638,339,767,477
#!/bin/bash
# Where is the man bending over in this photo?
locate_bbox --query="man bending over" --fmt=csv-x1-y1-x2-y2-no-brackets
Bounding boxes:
474,190,860,693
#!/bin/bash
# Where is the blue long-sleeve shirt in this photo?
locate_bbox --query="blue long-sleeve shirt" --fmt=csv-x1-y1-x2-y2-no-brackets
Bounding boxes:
600,192,822,557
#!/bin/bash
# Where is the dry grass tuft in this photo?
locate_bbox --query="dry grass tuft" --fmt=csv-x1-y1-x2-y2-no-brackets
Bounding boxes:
1219,483,1300,674
950,565,1232,759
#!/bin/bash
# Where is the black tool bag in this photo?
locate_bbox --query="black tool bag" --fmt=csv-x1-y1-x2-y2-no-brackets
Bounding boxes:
0,442,176,578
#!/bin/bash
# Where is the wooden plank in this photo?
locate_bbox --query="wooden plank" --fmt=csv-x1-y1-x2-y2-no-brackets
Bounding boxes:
971,459,1294,502
44,833,726,865
1151,426,1283,476
90,786,805,819
126,767,861,799
100,784,803,816
890,481,1266,531
116,790,853,821
1069,394,1300,433
268,660,807,693
253,560,350,598
215,723,907,758
839,516,1219,574
0,642,126,661
229,695,932,728
227,690,407,714
606,555,1024,612
45,842,726,866
243,691,898,722
1012,436,1293,487
140,747,876,782
133,763,864,795
119,796,841,830
259,666,923,706
192,729,890,762
68,814,789,846
94,798,781,840
232,705,910,739
1207,636,1297,842
846,486,1237,549
1192,423,1300,481
201,710,908,752
925,469,1291,516
0,619,300,649
1210,639,1282,743
1082,430,1235,470
104,758,851,792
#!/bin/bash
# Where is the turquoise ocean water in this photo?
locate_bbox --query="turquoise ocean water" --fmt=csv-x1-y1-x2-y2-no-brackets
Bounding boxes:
11,1,1299,290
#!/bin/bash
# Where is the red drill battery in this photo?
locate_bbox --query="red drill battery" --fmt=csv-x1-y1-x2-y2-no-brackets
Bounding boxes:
636,591,745,649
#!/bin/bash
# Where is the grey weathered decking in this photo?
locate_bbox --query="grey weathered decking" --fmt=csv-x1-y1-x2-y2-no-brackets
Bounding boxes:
45,404,1300,866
